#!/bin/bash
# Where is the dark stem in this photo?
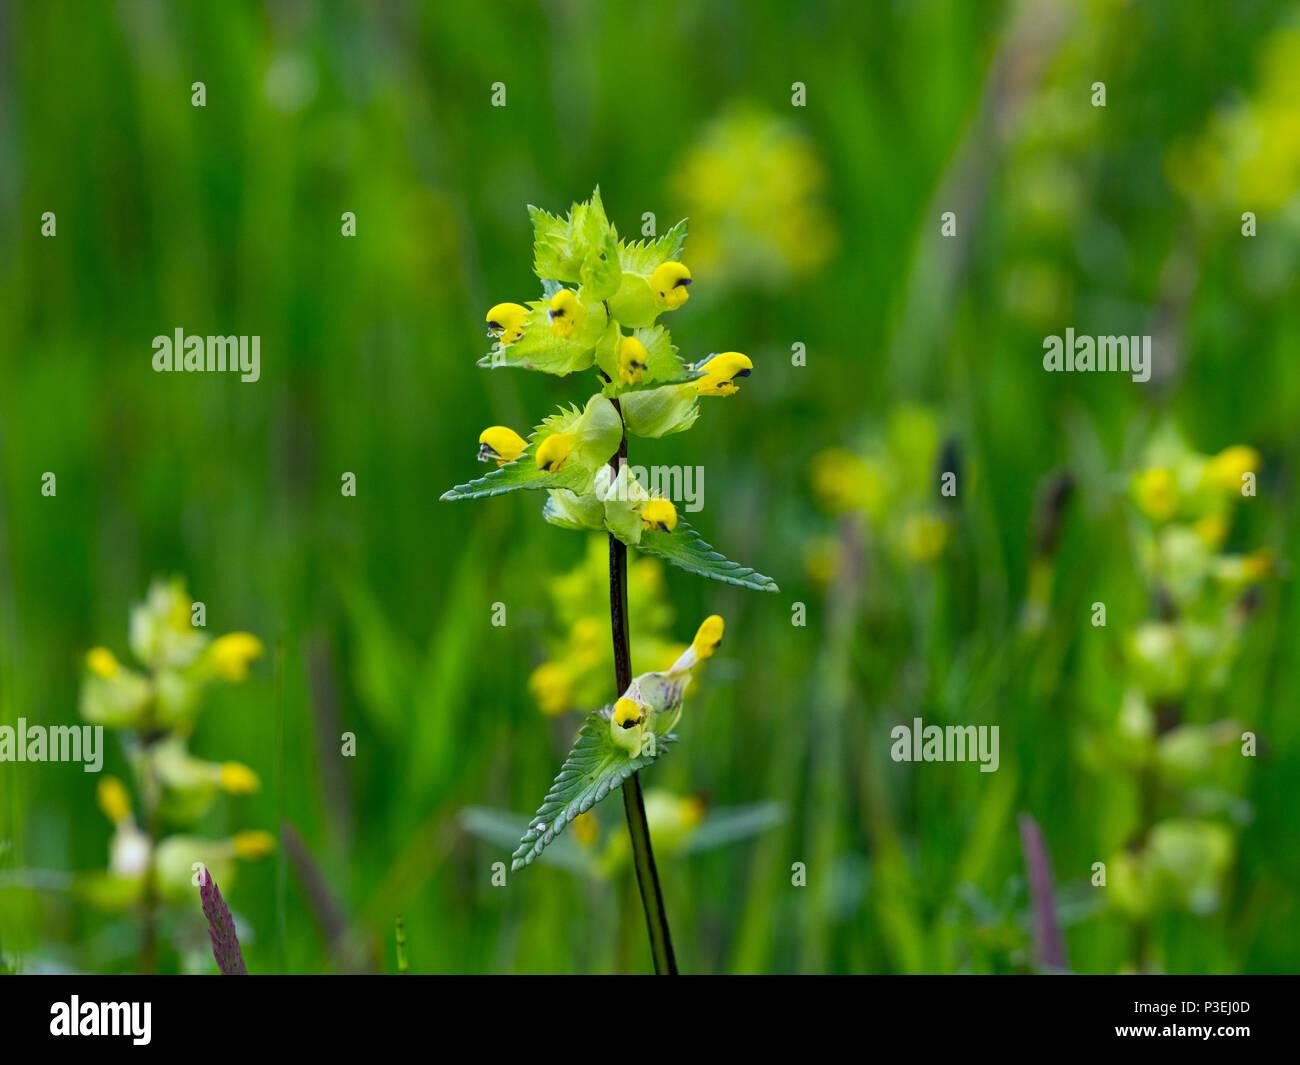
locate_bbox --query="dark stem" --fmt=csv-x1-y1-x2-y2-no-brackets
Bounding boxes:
608,404,677,974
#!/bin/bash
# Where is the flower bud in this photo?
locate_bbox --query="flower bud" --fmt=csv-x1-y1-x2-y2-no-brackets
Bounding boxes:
1133,468,1177,520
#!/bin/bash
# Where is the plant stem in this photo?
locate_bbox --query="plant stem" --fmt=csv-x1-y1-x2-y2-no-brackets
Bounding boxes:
607,409,677,974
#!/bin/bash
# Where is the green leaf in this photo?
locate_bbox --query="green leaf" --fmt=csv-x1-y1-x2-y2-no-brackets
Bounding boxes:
580,229,621,302
512,711,676,870
617,219,688,277
635,520,780,593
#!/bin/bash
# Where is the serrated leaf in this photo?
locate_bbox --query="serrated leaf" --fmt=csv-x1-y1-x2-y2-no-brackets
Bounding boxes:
512,711,676,870
635,520,780,593
617,219,688,277
580,229,621,302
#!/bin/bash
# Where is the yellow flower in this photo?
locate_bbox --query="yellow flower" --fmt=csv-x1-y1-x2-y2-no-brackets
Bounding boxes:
485,302,529,345
900,513,947,563
97,776,132,824
810,447,876,515
478,425,527,466
650,261,692,309
1243,548,1274,581
220,762,261,794
640,498,678,532
1194,513,1229,549
548,289,582,338
681,794,707,830
208,633,264,682
694,352,752,396
232,830,276,860
610,696,646,754
535,433,575,473
528,661,573,716
86,646,120,679
572,811,599,847
691,615,724,660
1133,468,1178,521
617,336,648,384
1205,445,1261,493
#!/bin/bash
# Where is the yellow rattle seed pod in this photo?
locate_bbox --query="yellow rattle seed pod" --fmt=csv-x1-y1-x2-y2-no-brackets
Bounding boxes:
548,289,581,339
97,776,132,824
86,646,121,679
535,433,575,473
650,261,692,309
219,762,262,795
691,615,724,660
694,352,752,396
485,302,529,344
640,498,678,532
617,335,648,384
478,425,527,465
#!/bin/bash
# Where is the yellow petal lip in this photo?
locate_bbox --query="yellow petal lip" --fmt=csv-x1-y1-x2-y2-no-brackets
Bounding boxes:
209,633,264,682
694,351,752,396
650,261,692,308
486,302,529,344
97,776,132,823
641,498,678,532
220,762,262,794
691,615,724,660
617,335,648,384
86,646,121,679
1132,468,1177,520
232,830,276,860
536,432,575,473
548,289,581,338
478,425,527,465
614,697,643,728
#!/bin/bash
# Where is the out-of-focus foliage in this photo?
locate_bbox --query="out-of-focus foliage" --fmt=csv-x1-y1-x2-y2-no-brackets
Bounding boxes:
1,0,1297,974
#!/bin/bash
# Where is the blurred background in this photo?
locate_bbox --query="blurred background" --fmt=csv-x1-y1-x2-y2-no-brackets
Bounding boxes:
1,0,1298,974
